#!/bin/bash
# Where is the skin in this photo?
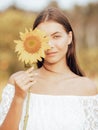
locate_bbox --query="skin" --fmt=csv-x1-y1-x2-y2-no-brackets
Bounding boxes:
0,21,97,130
8,21,97,96
4,21,98,96
30,21,97,96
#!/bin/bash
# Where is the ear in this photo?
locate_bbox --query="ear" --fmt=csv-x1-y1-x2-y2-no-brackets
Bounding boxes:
67,31,72,45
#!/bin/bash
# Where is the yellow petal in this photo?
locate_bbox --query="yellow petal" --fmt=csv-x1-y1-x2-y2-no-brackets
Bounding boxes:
14,28,50,67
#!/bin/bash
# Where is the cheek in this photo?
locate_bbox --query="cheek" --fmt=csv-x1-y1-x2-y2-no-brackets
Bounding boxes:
55,38,68,50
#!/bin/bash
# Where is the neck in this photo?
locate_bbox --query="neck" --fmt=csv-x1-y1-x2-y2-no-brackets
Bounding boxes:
40,60,73,78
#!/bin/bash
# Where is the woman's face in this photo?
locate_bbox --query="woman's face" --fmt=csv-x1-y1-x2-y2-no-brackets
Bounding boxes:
37,21,72,64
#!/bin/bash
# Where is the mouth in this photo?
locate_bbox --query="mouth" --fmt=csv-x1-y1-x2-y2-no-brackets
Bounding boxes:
46,52,57,56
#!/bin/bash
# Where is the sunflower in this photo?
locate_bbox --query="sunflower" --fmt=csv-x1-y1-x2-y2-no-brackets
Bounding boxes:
14,28,50,67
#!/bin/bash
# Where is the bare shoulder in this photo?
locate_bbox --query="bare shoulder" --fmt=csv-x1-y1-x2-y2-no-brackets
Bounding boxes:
77,76,97,95
8,71,24,85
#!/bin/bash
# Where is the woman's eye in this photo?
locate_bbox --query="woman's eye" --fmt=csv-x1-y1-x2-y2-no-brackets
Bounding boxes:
53,35,61,39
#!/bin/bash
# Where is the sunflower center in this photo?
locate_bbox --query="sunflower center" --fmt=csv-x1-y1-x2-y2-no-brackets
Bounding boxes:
24,36,41,54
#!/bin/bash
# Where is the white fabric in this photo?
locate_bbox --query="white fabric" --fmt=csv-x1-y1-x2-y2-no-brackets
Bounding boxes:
0,84,98,130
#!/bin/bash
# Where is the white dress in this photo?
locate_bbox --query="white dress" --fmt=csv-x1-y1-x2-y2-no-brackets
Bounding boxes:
0,84,98,130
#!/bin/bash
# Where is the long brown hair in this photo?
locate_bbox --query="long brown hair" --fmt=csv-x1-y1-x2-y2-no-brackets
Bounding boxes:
33,7,84,76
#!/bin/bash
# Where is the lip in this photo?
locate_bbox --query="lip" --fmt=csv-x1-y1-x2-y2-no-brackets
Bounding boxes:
46,52,57,56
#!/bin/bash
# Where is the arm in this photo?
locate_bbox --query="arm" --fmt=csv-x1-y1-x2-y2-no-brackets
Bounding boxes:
0,94,24,130
0,67,36,130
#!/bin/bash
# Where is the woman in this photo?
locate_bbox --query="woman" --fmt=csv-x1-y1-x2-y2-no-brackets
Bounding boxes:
0,7,98,130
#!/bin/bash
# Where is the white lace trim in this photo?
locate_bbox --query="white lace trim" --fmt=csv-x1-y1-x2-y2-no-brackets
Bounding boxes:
0,84,15,125
81,96,98,130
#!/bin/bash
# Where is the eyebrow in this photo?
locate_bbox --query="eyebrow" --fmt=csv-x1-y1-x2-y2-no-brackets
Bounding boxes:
51,32,61,36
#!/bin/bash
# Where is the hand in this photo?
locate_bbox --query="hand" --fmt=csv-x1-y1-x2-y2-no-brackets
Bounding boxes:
9,67,37,99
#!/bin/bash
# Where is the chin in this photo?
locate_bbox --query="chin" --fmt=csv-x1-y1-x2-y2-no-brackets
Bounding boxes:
44,59,60,65
44,55,65,65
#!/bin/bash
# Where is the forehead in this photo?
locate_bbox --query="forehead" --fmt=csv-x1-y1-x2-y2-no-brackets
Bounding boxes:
37,21,66,34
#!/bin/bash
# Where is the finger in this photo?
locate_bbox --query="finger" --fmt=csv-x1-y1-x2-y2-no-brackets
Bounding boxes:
14,72,36,86
28,72,38,78
24,80,37,91
23,77,35,84
26,66,34,74
15,77,36,92
12,71,25,79
15,74,27,81
21,78,31,85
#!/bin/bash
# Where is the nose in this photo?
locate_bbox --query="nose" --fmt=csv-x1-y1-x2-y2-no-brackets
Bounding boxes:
48,41,54,48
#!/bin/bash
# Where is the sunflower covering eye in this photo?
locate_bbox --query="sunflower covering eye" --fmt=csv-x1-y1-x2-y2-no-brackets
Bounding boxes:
14,28,50,68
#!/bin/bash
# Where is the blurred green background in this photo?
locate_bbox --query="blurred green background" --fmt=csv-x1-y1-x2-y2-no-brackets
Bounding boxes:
0,1,98,98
